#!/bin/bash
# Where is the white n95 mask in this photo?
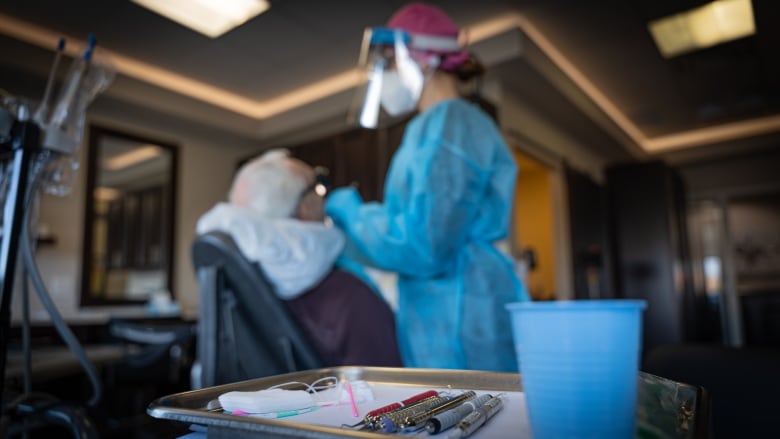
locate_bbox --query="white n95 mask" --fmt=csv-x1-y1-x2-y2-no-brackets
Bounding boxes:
380,70,418,116
349,26,450,128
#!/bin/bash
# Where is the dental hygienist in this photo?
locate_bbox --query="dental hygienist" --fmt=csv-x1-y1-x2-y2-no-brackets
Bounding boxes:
325,2,529,372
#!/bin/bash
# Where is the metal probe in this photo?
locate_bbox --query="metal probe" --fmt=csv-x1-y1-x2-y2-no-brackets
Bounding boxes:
425,393,493,434
400,391,477,433
445,395,504,439
341,390,438,430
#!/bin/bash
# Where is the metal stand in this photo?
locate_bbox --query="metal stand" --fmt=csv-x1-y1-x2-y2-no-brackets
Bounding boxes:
0,118,39,401
0,115,98,438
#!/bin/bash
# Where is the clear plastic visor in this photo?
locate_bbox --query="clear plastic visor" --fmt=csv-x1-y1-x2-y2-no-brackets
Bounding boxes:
348,28,422,129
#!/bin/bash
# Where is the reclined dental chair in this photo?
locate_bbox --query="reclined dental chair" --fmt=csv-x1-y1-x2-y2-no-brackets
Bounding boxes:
190,231,323,389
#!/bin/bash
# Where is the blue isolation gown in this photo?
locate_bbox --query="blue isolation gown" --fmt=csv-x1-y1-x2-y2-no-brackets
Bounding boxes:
325,98,529,371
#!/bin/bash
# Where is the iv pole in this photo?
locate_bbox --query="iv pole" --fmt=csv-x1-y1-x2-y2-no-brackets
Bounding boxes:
0,110,99,439
0,34,111,438
0,116,37,402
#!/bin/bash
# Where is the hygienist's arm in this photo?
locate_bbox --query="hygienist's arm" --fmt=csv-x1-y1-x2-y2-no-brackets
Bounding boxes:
325,143,481,277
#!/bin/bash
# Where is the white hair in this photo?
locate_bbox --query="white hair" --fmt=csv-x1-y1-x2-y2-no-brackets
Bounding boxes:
228,149,307,219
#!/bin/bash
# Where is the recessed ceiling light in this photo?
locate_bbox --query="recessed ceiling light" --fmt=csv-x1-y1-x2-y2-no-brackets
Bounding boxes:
104,145,162,171
95,187,122,201
648,0,755,58
132,0,270,38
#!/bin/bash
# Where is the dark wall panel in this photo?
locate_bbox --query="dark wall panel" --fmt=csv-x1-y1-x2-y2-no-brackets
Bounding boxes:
606,161,695,351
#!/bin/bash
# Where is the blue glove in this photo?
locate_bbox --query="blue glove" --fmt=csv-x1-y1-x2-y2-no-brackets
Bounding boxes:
325,186,363,225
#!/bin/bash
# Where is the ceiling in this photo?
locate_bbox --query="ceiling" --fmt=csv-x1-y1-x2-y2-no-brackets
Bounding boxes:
2,0,780,166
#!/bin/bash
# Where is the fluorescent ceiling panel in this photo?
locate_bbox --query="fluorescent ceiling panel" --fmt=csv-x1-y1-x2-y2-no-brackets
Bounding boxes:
648,0,755,58
132,0,270,38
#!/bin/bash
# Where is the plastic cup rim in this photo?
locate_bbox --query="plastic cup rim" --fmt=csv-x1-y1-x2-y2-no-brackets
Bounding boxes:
505,299,647,312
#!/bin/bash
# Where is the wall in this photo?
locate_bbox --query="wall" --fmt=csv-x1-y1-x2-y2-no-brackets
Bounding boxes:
680,148,780,199
606,162,692,349
12,97,259,323
498,90,609,184
678,148,780,345
512,150,556,300
498,86,611,300
566,164,611,300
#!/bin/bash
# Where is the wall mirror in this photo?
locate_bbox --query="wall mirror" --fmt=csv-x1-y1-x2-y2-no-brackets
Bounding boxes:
80,125,177,306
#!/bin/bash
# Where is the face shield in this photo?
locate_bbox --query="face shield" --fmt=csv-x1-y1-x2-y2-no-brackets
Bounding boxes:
348,27,458,128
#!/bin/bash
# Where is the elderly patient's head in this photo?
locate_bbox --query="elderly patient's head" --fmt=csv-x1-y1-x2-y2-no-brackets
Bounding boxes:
229,149,325,222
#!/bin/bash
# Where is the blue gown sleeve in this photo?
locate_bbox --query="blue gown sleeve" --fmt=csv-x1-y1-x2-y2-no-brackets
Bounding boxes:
326,140,484,278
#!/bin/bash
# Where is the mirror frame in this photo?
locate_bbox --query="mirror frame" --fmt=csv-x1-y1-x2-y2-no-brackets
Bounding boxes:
80,125,178,307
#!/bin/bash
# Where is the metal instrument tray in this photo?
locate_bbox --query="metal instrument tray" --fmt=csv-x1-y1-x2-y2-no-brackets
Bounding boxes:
147,367,704,439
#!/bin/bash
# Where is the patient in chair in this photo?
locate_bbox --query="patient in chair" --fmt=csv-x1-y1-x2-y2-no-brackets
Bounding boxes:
197,149,402,367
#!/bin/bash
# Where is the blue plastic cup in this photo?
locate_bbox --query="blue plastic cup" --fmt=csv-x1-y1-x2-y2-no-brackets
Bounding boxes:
505,300,647,439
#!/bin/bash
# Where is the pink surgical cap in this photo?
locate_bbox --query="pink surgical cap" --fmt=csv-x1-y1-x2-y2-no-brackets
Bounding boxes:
386,2,469,71
388,2,459,38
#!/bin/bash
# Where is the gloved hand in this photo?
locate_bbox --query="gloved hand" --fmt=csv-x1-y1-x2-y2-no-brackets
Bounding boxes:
324,186,363,226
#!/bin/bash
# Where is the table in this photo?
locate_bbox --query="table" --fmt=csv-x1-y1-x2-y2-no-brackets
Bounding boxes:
4,344,130,383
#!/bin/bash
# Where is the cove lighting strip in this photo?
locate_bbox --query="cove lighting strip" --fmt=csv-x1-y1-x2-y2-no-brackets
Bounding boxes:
1,11,776,153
